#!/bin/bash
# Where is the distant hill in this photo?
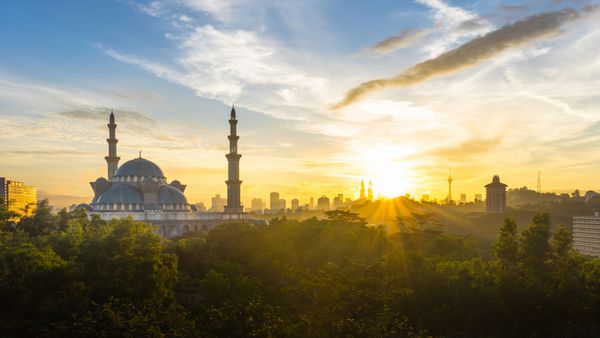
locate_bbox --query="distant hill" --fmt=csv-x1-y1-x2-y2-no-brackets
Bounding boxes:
37,191,91,210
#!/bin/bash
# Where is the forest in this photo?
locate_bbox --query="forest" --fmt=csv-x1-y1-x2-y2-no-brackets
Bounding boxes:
1,200,599,337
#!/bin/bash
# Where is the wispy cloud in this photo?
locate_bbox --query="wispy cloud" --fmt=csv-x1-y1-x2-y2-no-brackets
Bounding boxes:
332,8,585,109
59,107,156,123
99,22,329,121
368,27,436,55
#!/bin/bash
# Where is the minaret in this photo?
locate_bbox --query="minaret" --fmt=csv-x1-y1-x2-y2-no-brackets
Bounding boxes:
368,180,373,201
105,111,120,181
359,180,366,200
447,169,453,203
224,106,243,214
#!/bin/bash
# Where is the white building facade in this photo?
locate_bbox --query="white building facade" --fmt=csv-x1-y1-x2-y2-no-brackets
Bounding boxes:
572,211,600,257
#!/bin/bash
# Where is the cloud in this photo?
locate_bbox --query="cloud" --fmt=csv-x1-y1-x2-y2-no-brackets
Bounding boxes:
416,0,476,26
368,27,435,55
332,8,584,109
100,24,328,121
455,18,488,32
59,107,156,123
0,150,94,156
425,137,502,160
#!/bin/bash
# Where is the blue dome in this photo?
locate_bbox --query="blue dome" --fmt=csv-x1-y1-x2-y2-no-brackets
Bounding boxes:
96,183,143,204
158,185,188,204
114,158,165,178
75,203,93,212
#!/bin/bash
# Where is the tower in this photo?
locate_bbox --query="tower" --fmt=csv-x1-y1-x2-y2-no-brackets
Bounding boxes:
224,106,243,214
105,111,120,181
485,175,508,213
447,169,453,203
359,180,366,200
368,180,373,201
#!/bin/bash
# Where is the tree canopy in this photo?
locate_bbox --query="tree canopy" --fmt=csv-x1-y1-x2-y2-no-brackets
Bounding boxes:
1,201,599,337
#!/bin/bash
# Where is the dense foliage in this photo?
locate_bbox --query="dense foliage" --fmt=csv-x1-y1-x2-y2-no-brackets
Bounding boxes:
1,201,599,337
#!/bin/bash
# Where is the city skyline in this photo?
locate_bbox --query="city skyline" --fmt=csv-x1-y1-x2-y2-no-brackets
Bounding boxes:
1,1,600,207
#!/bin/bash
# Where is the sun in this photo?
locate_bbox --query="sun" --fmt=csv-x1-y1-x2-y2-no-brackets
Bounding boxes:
354,145,416,198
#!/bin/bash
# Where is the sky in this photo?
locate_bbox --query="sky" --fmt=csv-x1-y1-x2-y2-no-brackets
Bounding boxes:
1,0,600,208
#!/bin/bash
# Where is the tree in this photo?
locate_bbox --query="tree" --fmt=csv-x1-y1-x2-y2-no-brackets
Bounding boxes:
0,198,18,231
494,218,518,267
324,210,367,226
519,213,552,277
17,199,56,236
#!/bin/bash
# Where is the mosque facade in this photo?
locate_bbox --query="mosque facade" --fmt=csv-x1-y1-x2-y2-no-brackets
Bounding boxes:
86,108,247,237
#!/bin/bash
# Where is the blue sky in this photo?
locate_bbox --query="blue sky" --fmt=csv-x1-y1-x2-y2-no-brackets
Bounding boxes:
1,0,599,208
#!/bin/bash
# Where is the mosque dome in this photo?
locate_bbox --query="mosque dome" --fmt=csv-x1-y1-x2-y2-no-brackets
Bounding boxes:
96,183,143,204
158,185,188,205
74,203,93,212
114,158,165,179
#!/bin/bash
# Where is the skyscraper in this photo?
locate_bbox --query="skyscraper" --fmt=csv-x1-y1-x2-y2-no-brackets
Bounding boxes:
309,196,314,210
485,175,507,213
333,194,343,209
270,192,280,211
359,180,366,200
317,196,330,210
224,106,243,214
460,193,467,203
0,177,37,217
368,180,373,201
251,198,263,213
291,198,299,211
210,194,226,212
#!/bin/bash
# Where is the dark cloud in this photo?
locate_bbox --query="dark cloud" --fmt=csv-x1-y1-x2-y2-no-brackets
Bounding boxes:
454,18,488,32
368,27,434,55
332,8,588,109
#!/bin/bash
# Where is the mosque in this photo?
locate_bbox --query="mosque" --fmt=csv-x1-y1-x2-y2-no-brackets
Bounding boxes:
86,107,247,237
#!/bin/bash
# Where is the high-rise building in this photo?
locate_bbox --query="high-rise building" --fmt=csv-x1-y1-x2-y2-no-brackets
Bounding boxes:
317,196,330,210
368,180,373,201
474,194,483,202
224,106,243,214
309,197,314,210
210,194,226,212
485,175,507,213
251,198,263,213
332,194,343,209
291,198,299,211
279,198,286,210
0,177,37,217
460,193,467,203
191,202,207,212
270,192,280,211
573,210,600,257
359,180,366,200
